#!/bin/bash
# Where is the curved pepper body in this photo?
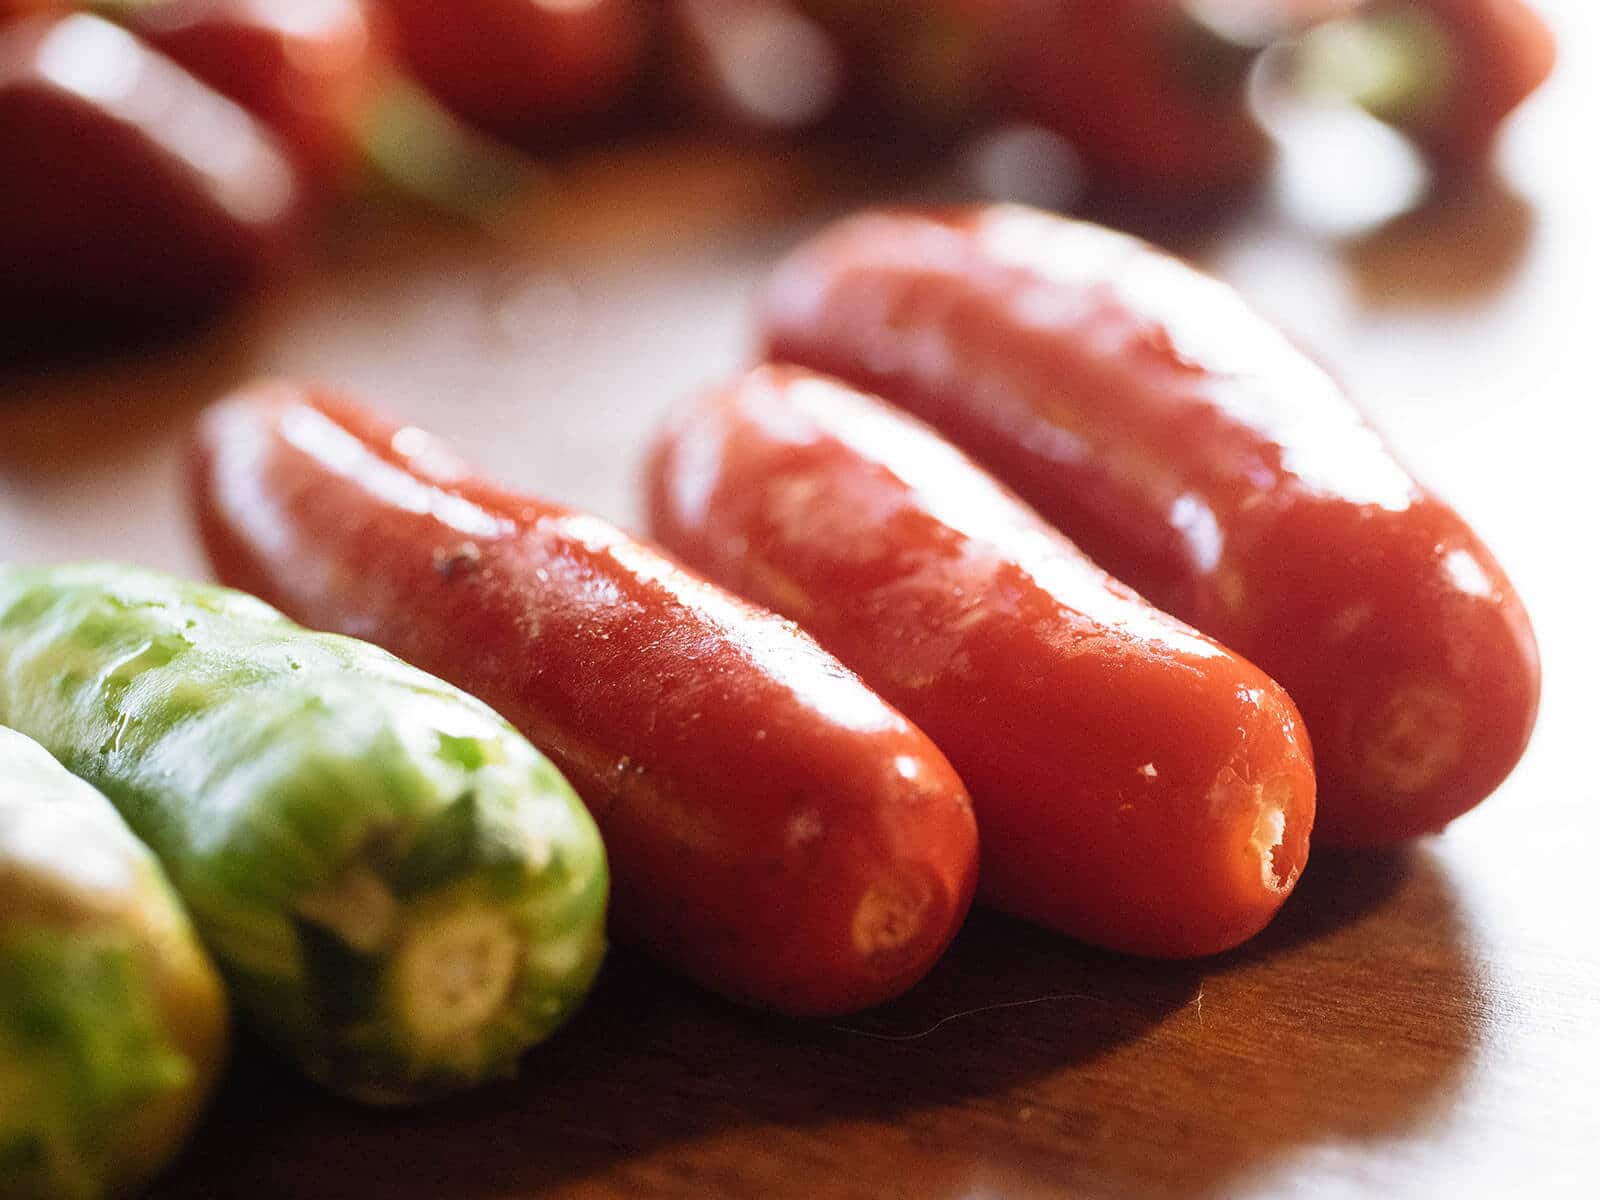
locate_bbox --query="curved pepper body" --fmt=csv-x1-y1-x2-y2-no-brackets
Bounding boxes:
649,366,1316,958
191,383,978,1017
760,205,1541,847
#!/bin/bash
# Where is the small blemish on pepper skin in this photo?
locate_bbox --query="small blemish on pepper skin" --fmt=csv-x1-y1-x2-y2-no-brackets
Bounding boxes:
432,543,482,580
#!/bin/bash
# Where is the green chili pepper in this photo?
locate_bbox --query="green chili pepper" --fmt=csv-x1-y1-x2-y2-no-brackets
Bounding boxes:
0,564,607,1104
0,725,228,1199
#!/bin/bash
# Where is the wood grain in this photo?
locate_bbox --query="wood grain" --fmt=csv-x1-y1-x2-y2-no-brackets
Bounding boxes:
2,3,1596,1196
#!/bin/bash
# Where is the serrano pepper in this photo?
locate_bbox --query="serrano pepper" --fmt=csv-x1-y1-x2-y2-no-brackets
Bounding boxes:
649,366,1317,958
0,726,227,1200
760,204,1540,847
190,383,979,1017
0,564,606,1103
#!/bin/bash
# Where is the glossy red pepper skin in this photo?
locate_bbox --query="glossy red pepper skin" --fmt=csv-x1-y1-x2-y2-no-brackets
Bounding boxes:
1003,0,1271,197
123,0,382,194
759,205,1541,848
649,366,1316,959
190,383,978,1017
0,13,300,346
374,0,650,141
1358,0,1556,168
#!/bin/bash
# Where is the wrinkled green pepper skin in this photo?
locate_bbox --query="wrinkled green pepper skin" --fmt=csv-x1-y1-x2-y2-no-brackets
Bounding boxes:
0,564,607,1104
0,725,228,1200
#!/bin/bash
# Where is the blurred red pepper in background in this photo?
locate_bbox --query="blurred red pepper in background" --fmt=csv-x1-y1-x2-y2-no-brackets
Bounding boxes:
114,0,539,224
374,0,652,143
0,0,66,17
0,0,1558,361
118,0,382,195
1003,0,1274,198
0,12,301,348
1292,0,1556,172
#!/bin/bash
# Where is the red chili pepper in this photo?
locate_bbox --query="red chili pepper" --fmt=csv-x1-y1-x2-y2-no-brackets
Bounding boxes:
1002,0,1272,197
374,0,651,142
190,382,979,1016
649,366,1317,958
0,12,300,348
118,0,382,195
1294,0,1556,170
759,205,1541,848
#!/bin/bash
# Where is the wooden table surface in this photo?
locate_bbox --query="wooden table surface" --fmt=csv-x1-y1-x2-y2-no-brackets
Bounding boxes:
3,4,1596,1196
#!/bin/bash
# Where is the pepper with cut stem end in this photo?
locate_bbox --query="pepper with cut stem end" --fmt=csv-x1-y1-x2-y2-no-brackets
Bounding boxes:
649,367,1317,958
1291,0,1556,170
190,383,979,1017
0,564,607,1104
759,204,1541,847
0,725,228,1200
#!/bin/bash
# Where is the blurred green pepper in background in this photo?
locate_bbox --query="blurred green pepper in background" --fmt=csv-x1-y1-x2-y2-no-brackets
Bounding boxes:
1,725,228,1200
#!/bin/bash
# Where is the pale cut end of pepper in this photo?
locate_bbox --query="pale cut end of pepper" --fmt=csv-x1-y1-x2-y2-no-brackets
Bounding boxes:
1213,764,1303,896
392,902,524,1053
1249,775,1299,893
851,872,934,972
296,867,399,956
1357,678,1466,797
